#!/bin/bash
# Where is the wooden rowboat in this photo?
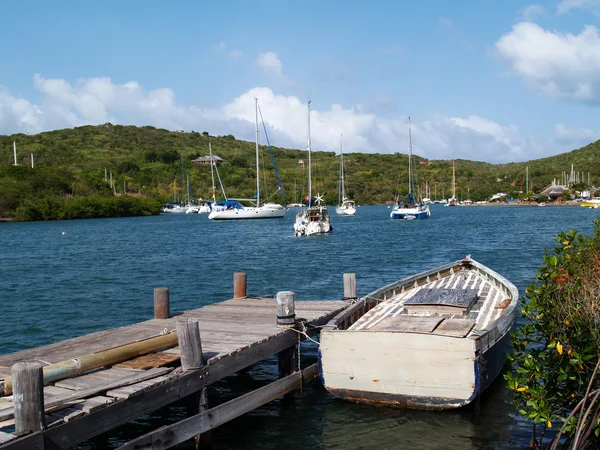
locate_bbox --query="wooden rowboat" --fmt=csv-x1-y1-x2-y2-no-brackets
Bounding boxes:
318,256,518,410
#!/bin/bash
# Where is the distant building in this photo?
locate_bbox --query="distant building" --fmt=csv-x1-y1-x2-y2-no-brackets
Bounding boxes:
192,155,227,165
539,185,567,199
174,130,185,133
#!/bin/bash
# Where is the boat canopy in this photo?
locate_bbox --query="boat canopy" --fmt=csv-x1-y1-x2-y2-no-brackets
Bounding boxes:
214,201,243,209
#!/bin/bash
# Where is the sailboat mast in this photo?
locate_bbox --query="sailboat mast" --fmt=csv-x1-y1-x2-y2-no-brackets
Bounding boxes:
452,155,456,200
307,100,312,203
340,134,345,201
209,142,217,203
255,97,260,207
408,117,413,195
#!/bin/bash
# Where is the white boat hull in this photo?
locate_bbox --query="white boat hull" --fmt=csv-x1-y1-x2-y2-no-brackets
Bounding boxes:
208,204,286,220
161,206,188,214
320,331,477,408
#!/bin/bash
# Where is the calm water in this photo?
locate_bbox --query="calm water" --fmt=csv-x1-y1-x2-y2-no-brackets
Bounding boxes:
1,205,598,449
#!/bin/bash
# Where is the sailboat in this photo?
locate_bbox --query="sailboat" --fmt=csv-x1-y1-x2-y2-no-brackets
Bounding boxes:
208,98,286,220
445,156,457,206
335,135,356,216
294,101,332,236
390,117,431,220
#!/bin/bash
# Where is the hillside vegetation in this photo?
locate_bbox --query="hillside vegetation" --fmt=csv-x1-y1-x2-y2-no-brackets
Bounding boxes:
1,124,599,219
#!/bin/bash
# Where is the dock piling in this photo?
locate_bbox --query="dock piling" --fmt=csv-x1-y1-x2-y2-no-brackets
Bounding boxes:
343,273,357,300
12,361,45,436
176,318,208,449
233,272,247,298
154,287,170,319
276,291,296,326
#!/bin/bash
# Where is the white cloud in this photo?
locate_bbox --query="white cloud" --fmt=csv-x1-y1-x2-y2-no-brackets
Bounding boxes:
554,124,600,145
495,22,600,102
216,41,244,61
557,0,600,14
0,75,583,163
256,52,283,77
521,4,546,20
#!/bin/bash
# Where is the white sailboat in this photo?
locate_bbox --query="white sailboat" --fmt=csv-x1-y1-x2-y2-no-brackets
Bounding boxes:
335,135,356,216
445,156,457,206
294,101,332,236
390,117,431,220
208,98,286,220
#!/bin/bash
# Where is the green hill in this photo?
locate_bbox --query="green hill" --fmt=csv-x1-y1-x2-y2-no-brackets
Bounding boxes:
1,123,599,220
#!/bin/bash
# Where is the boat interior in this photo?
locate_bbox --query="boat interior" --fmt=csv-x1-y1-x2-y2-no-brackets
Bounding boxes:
349,268,511,338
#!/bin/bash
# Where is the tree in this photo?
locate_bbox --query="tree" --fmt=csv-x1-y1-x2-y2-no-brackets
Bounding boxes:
506,220,600,449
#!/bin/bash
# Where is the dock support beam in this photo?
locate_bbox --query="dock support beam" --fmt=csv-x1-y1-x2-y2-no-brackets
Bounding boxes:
233,272,247,298
153,287,170,319
176,318,208,449
343,273,357,300
12,362,45,436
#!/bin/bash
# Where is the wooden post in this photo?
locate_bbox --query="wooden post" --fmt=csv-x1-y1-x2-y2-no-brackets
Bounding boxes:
154,287,170,319
276,291,296,326
12,362,45,436
176,319,204,370
176,319,208,449
343,273,357,300
233,272,247,298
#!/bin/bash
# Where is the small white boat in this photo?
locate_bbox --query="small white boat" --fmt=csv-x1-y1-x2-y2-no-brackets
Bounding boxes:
335,135,356,216
294,101,332,236
319,256,518,410
390,117,430,220
161,202,188,214
445,157,457,206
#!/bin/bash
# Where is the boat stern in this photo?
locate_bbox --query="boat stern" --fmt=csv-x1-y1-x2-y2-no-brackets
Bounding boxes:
319,329,478,410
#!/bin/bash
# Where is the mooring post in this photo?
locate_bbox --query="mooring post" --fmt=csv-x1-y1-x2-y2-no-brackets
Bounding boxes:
343,273,357,300
12,361,45,436
233,272,247,298
276,291,297,401
154,287,170,319
176,318,208,449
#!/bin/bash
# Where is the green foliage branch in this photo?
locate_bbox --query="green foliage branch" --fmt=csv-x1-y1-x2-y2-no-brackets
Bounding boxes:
506,220,600,449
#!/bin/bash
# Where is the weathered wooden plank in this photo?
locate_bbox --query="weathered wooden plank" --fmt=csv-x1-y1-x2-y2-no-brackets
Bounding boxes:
107,375,173,399
0,432,15,444
0,367,173,422
117,364,319,450
368,316,443,333
54,367,143,390
433,319,476,338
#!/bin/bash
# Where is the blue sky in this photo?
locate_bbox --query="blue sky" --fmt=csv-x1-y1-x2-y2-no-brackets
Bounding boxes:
1,0,599,163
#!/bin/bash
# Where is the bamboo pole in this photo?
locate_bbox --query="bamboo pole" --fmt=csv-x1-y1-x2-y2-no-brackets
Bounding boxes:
2,331,178,396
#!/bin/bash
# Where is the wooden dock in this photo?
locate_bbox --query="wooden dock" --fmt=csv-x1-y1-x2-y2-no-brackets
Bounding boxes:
0,274,355,449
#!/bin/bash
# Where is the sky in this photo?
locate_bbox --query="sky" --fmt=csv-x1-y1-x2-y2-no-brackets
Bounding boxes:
1,0,599,163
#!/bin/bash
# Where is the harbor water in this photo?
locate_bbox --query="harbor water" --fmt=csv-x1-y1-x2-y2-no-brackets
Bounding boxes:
1,204,598,449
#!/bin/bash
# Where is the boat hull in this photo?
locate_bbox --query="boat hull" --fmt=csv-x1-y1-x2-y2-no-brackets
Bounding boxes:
319,319,513,410
208,205,286,220
390,205,430,219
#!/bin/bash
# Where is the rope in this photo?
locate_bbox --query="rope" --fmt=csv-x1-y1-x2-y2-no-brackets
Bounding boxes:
297,332,302,395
